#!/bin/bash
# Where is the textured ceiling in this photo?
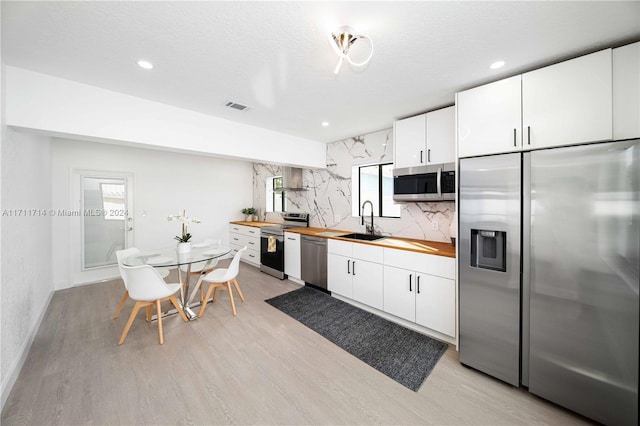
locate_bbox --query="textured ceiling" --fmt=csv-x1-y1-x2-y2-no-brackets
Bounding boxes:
2,1,639,144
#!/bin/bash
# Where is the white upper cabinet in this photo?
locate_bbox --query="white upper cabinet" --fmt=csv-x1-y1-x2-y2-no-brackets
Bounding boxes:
457,75,523,158
426,106,456,164
394,106,456,168
457,48,615,158
522,49,612,149
394,113,427,169
613,42,640,140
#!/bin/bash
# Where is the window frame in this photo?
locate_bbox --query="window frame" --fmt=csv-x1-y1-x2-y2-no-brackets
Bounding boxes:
356,162,400,219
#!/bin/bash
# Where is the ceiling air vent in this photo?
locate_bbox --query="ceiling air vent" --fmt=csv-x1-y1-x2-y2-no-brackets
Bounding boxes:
224,100,250,111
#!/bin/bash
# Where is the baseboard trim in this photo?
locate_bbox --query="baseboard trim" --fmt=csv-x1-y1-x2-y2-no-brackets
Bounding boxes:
1,288,55,410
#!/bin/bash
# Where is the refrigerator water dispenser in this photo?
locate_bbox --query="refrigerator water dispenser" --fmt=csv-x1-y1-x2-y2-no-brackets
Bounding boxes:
470,229,506,271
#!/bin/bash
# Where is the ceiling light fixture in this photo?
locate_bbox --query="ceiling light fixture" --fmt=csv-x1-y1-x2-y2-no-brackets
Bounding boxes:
137,60,154,70
321,121,330,127
490,60,505,70
328,26,374,75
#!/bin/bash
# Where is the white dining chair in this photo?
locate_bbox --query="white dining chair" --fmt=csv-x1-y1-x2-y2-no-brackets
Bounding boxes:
117,264,188,345
114,247,170,319
198,247,247,318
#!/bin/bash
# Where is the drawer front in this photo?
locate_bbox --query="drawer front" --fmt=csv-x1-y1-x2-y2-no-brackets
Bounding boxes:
352,243,384,263
230,233,259,250
328,239,352,257
230,224,260,238
245,248,260,264
231,243,259,265
383,248,455,279
284,231,300,242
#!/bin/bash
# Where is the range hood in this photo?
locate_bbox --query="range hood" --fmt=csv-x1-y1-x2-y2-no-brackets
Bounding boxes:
275,167,307,192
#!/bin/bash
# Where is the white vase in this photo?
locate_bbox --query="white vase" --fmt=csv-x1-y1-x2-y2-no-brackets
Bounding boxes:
177,242,191,254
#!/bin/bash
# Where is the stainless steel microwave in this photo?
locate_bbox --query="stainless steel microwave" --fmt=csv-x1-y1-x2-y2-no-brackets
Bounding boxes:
393,163,456,202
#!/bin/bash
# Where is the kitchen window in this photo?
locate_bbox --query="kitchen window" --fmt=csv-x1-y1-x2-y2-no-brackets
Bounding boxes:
266,176,286,213
352,163,401,218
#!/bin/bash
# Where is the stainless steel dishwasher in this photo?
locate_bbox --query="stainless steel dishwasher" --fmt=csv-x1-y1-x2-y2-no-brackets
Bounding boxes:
301,235,327,290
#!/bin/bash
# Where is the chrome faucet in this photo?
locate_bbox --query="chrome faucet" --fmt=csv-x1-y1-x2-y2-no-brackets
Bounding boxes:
361,200,375,235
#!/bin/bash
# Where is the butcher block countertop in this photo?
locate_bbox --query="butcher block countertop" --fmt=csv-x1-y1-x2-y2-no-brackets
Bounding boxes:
285,227,456,258
230,221,279,227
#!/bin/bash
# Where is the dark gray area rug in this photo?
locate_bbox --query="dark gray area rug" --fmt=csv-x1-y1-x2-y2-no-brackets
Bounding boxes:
265,286,448,391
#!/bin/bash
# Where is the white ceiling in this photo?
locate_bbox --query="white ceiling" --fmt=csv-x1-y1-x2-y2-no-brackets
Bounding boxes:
2,1,639,144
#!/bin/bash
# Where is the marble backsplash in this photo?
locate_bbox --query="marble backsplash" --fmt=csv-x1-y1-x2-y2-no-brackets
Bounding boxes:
253,127,455,243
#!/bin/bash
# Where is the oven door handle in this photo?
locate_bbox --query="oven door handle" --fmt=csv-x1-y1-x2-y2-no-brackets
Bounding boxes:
261,233,284,241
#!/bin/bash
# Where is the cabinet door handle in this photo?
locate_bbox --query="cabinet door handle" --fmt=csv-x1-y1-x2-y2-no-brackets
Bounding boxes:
353,261,356,276
513,128,517,147
347,259,351,274
409,274,413,292
287,237,296,241
420,150,423,163
427,149,431,162
417,275,421,294
527,126,531,145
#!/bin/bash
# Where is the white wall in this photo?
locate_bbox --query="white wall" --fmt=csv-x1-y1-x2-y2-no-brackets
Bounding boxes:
5,66,327,169
1,127,54,409
51,138,253,288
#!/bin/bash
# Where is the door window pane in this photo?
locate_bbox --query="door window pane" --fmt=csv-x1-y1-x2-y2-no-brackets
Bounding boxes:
82,177,126,269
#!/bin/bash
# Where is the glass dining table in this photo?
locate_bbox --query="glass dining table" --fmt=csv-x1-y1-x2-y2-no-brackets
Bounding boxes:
122,243,231,320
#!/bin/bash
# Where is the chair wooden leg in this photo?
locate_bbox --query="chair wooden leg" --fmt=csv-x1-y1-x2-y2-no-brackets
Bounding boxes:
198,284,215,318
213,287,219,302
118,301,143,345
232,278,245,302
225,281,237,316
169,295,189,322
156,299,164,345
113,290,129,319
146,305,152,322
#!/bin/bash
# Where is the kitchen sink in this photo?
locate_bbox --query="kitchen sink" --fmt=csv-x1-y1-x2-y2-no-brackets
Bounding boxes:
339,233,386,241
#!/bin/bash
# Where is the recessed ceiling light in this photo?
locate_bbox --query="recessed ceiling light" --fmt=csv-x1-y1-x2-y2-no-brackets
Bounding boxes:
490,60,505,70
137,60,154,70
321,121,330,127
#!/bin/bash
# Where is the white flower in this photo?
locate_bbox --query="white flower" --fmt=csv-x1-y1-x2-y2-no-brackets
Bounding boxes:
167,209,201,242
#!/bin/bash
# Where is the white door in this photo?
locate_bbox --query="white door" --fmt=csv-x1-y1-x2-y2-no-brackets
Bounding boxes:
382,265,415,322
71,170,134,285
351,259,384,310
457,75,522,158
425,106,456,164
415,274,456,337
522,49,613,149
394,113,427,168
327,253,352,298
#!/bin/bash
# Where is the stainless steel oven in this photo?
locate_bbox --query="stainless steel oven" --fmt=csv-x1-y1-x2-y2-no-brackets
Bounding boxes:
260,227,286,279
260,212,309,279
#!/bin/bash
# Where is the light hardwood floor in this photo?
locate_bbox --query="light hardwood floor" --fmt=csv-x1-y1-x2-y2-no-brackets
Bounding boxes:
2,261,592,425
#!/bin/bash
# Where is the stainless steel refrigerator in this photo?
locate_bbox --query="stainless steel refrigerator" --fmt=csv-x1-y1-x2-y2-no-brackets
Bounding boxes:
459,139,639,425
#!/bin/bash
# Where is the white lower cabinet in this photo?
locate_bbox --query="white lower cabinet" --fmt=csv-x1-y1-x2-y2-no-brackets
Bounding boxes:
229,224,260,266
327,239,457,341
327,240,384,310
284,232,301,279
383,248,456,338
